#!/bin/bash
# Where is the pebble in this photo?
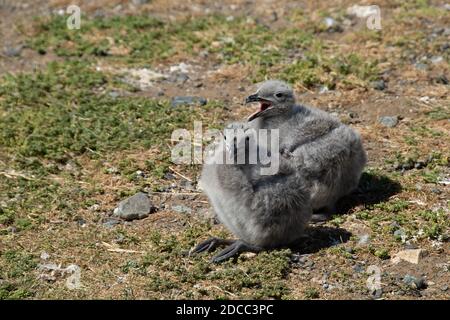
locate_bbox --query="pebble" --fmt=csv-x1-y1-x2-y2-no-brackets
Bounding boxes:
430,56,444,64
3,45,22,57
40,252,50,260
394,229,405,239
391,249,427,264
352,264,364,273
358,234,370,245
378,116,399,128
414,62,428,71
103,218,121,228
172,205,192,214
108,91,120,99
431,188,441,195
132,0,149,5
171,96,207,107
323,17,343,32
113,192,154,221
370,80,386,91
403,274,427,290
435,75,449,85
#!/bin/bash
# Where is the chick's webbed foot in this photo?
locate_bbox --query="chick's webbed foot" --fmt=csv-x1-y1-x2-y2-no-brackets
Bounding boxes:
191,238,262,263
212,240,262,263
190,237,235,254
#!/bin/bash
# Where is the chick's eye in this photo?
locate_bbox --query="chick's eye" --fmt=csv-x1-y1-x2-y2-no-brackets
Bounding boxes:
275,92,283,98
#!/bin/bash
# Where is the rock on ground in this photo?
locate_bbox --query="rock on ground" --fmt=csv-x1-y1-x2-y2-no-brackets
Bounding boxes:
378,116,399,128
391,249,427,264
171,96,207,107
113,192,154,221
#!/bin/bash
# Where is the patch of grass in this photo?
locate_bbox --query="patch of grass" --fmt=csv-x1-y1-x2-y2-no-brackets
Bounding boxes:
303,287,320,299
0,61,224,165
371,248,390,260
26,13,380,88
122,224,292,299
0,251,37,299
425,107,450,121
280,53,379,89
373,199,409,213
0,60,225,232
417,209,449,240
420,169,440,184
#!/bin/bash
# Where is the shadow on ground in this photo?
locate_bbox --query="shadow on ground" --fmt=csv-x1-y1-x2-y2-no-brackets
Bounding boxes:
290,226,353,254
337,171,403,214
291,172,402,254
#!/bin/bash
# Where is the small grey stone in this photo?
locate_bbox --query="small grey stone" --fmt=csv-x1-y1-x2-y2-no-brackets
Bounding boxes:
319,86,330,94
431,188,441,194
175,73,189,84
40,252,50,260
403,274,427,290
393,162,403,171
291,253,310,265
394,229,405,239
390,221,400,229
171,96,207,107
7,226,17,234
345,247,354,254
414,62,428,71
323,17,342,32
103,218,121,228
3,45,22,57
270,11,278,22
378,116,399,128
172,205,192,214
93,9,105,18
163,172,175,180
132,0,149,5
109,91,120,99
435,75,449,85
402,159,415,170
113,192,153,221
370,80,386,90
430,56,443,64
414,161,426,169
114,234,125,244
352,264,364,273
372,290,383,299
135,170,145,178
324,17,336,28
358,234,370,245
441,285,448,292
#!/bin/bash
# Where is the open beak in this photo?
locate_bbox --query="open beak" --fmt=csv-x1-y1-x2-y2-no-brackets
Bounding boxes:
245,94,273,121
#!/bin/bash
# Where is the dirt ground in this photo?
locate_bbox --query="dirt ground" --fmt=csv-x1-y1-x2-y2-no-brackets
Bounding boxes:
0,0,449,300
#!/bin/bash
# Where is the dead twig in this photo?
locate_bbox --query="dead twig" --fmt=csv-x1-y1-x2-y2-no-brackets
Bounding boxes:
169,166,192,182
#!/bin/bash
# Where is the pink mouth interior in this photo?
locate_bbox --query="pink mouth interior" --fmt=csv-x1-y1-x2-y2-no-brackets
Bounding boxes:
260,101,271,111
248,101,272,120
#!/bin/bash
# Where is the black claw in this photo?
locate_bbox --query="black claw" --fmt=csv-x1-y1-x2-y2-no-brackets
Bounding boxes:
190,237,234,255
211,240,262,263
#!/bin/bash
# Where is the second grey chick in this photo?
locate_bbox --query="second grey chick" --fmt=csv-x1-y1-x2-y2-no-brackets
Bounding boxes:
192,80,366,262
245,80,367,215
